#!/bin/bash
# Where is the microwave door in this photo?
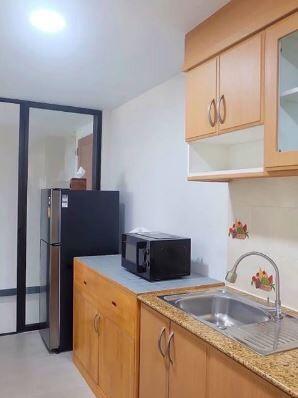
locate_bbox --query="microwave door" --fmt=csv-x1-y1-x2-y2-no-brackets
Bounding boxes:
39,240,60,351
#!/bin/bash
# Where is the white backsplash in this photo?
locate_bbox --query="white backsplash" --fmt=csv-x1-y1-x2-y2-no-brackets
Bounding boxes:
228,177,298,310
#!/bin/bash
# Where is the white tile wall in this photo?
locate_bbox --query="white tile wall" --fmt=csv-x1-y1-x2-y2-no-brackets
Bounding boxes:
228,177,298,310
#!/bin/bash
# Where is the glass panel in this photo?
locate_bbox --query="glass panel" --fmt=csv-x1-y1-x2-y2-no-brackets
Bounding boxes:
278,30,298,152
0,103,19,334
26,108,93,325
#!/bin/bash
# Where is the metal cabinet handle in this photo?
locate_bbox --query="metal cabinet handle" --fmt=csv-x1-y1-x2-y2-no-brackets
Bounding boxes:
218,94,226,124
157,327,167,357
94,314,100,334
167,332,175,365
208,98,217,127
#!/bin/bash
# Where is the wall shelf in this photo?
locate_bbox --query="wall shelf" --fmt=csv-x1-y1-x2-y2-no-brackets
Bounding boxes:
280,87,298,103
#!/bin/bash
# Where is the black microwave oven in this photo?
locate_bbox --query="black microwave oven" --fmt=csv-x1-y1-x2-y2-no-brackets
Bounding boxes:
121,232,191,281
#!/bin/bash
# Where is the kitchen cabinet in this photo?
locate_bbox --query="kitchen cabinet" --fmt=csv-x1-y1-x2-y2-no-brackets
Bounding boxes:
265,12,298,170
139,304,207,398
206,346,289,398
168,321,206,398
73,260,138,398
185,33,263,141
218,33,263,133
139,304,291,398
185,58,218,140
73,286,99,383
139,304,170,398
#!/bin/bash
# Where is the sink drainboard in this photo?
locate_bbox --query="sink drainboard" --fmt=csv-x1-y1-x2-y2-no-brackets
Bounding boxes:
227,316,298,355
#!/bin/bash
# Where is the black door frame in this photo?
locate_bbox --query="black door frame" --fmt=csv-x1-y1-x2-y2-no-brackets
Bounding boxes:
0,97,102,334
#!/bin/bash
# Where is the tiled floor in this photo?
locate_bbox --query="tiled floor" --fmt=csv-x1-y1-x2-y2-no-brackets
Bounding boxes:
0,331,94,398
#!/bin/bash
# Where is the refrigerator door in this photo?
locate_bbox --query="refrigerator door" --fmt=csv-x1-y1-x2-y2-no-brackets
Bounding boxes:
39,240,60,351
40,189,61,244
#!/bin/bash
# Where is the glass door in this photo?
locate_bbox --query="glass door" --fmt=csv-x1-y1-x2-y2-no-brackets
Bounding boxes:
0,102,20,334
25,108,94,327
265,13,298,169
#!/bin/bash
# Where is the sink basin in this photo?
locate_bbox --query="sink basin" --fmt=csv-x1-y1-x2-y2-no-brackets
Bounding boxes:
161,289,298,355
167,290,270,330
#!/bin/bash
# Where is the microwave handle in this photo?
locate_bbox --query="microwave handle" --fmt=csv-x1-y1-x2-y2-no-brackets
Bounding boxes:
137,242,147,273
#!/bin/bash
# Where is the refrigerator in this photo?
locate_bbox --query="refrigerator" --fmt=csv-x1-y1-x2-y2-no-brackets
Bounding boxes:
39,189,119,352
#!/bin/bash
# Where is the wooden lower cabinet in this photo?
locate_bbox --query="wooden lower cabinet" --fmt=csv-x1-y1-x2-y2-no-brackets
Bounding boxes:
139,304,207,398
73,286,99,384
168,321,206,398
99,317,135,398
139,304,170,398
139,304,290,398
206,347,289,398
73,260,138,398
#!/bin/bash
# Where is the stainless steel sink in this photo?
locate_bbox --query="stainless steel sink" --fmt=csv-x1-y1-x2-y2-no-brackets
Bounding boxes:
171,291,270,329
161,289,298,355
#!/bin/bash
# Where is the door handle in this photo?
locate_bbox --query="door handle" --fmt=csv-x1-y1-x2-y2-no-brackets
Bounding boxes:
157,327,167,357
218,95,226,124
94,314,101,334
167,332,175,365
208,98,217,127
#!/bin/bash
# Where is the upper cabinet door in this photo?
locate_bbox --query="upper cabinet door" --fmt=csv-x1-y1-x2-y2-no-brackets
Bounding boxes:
265,12,298,169
218,33,263,132
185,57,218,140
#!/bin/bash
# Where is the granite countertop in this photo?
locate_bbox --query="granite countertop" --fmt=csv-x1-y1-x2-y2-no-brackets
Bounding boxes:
76,254,222,294
139,287,298,398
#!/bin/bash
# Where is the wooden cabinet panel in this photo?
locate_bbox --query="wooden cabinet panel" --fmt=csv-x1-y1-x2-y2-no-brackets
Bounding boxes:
73,285,99,383
185,57,218,140
206,347,289,398
99,316,135,398
168,322,206,398
218,33,263,132
139,304,170,398
74,260,138,337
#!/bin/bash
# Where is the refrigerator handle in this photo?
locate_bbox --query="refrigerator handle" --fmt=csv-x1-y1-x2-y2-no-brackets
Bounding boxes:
49,244,60,350
50,189,62,244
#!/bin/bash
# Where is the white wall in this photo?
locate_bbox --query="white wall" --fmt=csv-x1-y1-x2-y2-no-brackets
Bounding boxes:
228,177,298,310
102,74,228,280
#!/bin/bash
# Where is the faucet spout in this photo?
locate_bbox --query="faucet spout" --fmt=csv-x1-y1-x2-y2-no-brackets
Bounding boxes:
225,251,282,319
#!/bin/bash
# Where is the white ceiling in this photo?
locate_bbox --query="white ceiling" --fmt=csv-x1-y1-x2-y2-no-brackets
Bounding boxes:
0,0,228,110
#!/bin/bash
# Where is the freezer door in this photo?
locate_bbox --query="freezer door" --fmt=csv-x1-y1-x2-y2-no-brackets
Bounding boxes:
40,189,61,244
39,240,60,351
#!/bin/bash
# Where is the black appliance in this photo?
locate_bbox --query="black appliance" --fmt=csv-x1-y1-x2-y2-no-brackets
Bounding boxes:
121,232,191,281
39,189,119,352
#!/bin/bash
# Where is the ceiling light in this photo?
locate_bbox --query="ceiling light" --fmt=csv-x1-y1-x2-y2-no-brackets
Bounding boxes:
30,9,66,33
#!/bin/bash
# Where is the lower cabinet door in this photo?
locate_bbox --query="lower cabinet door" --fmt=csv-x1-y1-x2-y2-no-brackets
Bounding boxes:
73,287,99,383
206,346,289,398
99,316,135,398
168,322,206,398
139,304,170,398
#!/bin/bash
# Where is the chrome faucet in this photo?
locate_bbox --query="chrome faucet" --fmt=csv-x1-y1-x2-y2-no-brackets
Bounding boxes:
225,251,282,319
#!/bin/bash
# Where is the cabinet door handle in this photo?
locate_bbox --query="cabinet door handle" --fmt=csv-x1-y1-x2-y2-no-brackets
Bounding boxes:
208,98,217,127
167,332,175,365
157,327,167,357
218,95,226,124
94,314,100,334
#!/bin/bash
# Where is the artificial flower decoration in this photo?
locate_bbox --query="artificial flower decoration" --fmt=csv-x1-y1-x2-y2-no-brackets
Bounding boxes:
228,220,249,240
251,268,275,292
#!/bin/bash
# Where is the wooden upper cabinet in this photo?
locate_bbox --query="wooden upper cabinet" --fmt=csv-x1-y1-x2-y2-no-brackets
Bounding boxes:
218,33,263,132
73,286,99,384
206,347,290,398
185,57,217,140
139,304,170,398
168,322,206,398
265,12,298,170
